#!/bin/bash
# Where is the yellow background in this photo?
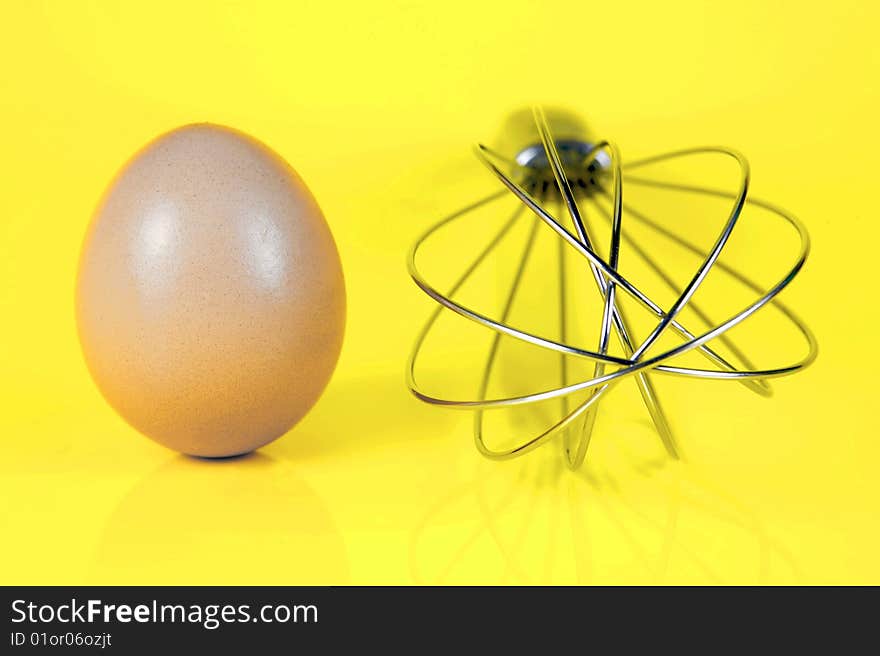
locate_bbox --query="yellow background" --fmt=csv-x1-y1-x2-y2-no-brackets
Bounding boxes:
1,0,877,584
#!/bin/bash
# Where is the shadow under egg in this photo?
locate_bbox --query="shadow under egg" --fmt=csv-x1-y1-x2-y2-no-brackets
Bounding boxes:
264,372,458,461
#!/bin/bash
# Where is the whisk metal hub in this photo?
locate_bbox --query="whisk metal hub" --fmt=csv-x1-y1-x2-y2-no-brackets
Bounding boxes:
515,139,609,196
515,139,611,171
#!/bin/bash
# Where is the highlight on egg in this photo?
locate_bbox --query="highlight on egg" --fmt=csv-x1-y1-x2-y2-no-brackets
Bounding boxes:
76,124,345,457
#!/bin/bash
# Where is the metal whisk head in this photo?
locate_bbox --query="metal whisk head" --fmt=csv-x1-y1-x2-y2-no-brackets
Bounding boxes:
407,106,817,470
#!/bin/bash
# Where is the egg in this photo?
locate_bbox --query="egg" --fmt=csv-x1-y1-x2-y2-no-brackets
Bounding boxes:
76,124,345,457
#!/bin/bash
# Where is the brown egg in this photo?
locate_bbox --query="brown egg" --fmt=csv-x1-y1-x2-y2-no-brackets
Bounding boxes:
76,124,345,457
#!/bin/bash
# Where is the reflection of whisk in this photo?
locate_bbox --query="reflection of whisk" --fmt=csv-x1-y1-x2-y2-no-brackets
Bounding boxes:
407,107,817,470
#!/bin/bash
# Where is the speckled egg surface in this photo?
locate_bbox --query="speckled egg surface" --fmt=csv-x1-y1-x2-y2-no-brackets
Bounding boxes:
76,124,345,457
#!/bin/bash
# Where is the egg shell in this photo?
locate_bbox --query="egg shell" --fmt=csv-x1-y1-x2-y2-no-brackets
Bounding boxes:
76,124,345,457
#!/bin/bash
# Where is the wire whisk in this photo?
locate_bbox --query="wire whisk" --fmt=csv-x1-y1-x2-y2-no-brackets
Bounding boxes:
407,107,817,470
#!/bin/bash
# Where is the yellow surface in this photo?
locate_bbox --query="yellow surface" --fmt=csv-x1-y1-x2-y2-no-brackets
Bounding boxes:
1,0,877,585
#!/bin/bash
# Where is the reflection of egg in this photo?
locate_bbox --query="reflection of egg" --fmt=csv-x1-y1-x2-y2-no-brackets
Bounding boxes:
92,454,349,584
76,124,345,457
